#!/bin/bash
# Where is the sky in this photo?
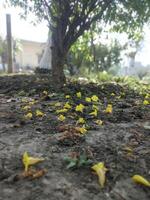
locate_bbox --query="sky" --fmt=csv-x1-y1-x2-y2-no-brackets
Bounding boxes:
0,1,150,66
0,1,48,42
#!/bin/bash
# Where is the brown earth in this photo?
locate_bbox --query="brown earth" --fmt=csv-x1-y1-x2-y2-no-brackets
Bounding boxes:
0,74,150,200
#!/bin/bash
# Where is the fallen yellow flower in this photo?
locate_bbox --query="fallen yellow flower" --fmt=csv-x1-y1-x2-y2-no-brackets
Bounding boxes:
58,114,66,121
75,104,85,113
77,117,85,124
105,104,112,113
143,100,149,105
28,100,37,105
85,97,91,102
43,90,48,95
64,102,72,109
95,120,103,126
36,110,45,117
76,126,87,134
24,112,33,119
132,175,150,187
89,109,97,117
23,152,45,172
65,95,71,99
76,92,82,98
91,95,99,102
91,162,108,188
111,93,115,96
56,108,68,113
22,105,31,111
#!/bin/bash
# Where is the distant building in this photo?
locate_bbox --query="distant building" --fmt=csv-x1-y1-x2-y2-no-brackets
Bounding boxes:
15,39,45,71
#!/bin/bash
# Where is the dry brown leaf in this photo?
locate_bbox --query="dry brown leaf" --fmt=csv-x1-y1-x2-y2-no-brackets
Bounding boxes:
32,169,47,179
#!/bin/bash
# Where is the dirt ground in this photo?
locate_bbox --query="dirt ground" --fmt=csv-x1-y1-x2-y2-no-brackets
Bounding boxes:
0,74,150,200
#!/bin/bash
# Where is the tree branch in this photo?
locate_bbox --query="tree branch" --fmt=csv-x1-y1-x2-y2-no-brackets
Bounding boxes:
64,0,113,51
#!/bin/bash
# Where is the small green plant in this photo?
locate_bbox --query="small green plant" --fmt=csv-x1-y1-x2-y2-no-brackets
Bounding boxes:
64,152,92,169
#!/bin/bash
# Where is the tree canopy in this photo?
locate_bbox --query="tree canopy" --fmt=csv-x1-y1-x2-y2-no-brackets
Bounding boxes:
68,31,123,75
8,0,150,87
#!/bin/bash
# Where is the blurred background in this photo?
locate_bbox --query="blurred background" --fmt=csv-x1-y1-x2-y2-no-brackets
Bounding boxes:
0,0,150,82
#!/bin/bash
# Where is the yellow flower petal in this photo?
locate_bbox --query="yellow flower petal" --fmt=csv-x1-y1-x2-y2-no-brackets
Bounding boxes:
76,92,82,98
132,175,150,187
105,104,112,113
64,102,72,109
58,114,66,121
56,109,68,113
85,97,91,102
111,93,115,96
91,162,108,188
89,109,98,117
24,112,33,119
77,117,85,124
35,110,45,117
28,100,37,105
22,105,31,111
143,100,149,105
43,90,48,95
65,95,71,99
76,126,87,134
75,104,85,112
91,95,99,102
95,120,103,126
22,152,45,172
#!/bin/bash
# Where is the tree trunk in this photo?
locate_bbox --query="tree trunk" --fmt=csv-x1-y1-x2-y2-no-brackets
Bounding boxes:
51,28,66,88
39,34,52,69
51,46,66,87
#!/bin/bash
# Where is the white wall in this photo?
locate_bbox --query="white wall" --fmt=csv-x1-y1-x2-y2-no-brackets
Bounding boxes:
16,40,45,68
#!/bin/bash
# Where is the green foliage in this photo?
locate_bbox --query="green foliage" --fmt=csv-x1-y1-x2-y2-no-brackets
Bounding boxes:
78,70,113,83
68,33,123,74
68,31,91,71
113,76,150,95
96,71,113,82
94,39,122,71
75,69,150,92
64,153,92,169
108,1,150,38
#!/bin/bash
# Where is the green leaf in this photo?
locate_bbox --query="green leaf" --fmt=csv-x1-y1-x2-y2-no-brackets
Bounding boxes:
66,161,77,169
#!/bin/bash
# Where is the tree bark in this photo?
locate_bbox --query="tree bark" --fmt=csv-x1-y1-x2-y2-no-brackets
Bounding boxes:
51,28,66,88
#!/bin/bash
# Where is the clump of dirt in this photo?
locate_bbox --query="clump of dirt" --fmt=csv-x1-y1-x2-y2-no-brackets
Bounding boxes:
0,74,150,200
